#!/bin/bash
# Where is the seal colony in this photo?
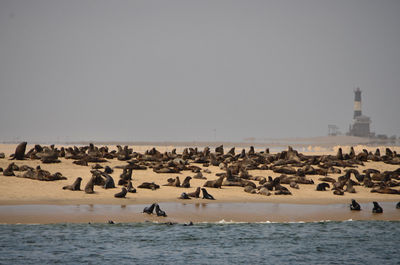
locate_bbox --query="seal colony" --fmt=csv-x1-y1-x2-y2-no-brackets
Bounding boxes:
1,142,400,209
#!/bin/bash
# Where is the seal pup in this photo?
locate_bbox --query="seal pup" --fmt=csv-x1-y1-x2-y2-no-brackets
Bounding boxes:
372,201,383,213
187,187,201,198
143,203,156,214
114,187,127,198
63,177,82,191
179,192,190,199
201,188,215,200
350,199,361,211
11,142,27,160
155,204,167,217
84,176,95,194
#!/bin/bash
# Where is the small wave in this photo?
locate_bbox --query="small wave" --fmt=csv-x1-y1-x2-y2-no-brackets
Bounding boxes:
217,219,246,224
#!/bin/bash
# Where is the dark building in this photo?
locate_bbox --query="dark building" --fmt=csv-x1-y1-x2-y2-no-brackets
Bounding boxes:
348,88,371,137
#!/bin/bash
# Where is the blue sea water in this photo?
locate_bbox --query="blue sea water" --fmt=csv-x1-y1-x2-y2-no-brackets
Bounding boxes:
0,220,399,265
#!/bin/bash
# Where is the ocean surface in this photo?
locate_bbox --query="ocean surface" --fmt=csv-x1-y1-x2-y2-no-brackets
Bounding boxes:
0,220,399,264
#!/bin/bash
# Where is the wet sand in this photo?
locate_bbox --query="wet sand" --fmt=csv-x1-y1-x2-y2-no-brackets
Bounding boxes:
0,202,398,224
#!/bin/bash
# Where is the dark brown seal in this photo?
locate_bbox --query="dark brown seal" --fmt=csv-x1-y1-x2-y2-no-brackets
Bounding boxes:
11,142,27,160
201,188,215,200
114,188,127,198
181,176,192,188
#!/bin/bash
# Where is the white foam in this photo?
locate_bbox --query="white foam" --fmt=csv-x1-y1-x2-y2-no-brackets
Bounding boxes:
216,219,246,224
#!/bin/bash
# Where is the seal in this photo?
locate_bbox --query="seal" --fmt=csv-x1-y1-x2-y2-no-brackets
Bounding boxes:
138,182,160,190
143,203,156,214
62,177,82,191
350,199,361,211
345,180,356,193
179,192,190,199
203,176,224,188
114,188,127,198
155,204,167,217
201,188,215,200
102,173,116,189
396,202,400,209
163,176,180,187
84,176,95,194
316,183,330,191
127,180,136,193
3,162,16,176
181,176,192,188
11,142,27,160
104,166,113,174
187,187,201,198
333,189,344,195
372,201,383,213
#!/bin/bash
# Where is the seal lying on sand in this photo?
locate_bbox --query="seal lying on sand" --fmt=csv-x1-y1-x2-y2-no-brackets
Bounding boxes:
179,192,190,199
143,203,156,214
114,188,127,198
201,188,215,200
155,204,167,217
3,162,16,176
63,177,82,191
138,182,160,190
372,201,383,213
350,199,361,211
316,183,330,191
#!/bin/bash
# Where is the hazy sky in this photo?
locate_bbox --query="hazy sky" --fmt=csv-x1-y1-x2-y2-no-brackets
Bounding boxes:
0,0,399,142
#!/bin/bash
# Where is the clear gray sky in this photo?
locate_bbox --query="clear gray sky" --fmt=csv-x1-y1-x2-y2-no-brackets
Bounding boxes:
0,0,399,142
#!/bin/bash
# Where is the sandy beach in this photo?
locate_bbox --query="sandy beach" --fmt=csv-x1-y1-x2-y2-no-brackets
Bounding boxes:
1,143,399,223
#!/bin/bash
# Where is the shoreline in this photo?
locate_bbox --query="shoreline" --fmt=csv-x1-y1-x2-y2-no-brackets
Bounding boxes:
1,143,400,224
0,202,399,224
0,196,399,206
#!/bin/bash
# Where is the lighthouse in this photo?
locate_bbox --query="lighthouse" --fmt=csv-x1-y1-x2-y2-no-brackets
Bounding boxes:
348,88,371,137
353,87,362,118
